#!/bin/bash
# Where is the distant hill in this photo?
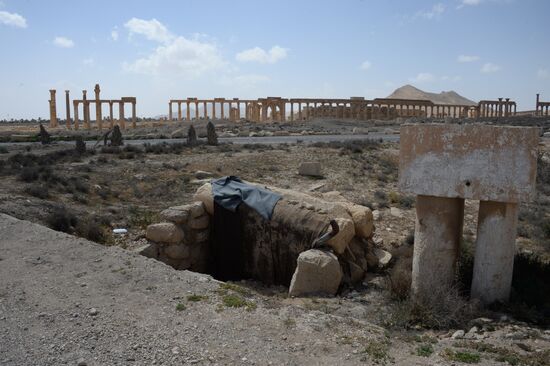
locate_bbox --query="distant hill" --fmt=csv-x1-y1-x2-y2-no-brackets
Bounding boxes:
387,84,477,106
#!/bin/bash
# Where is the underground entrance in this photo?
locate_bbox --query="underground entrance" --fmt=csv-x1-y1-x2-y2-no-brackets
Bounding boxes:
139,178,379,296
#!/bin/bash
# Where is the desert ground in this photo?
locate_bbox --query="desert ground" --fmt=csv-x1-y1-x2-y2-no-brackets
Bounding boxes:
0,117,549,365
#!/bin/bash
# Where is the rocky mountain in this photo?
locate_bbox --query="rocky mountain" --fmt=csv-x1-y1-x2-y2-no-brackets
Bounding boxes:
387,84,477,105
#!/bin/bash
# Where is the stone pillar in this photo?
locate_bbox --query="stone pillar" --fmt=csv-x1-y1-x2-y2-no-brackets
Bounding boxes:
132,102,136,128
536,94,540,115
203,102,208,119
119,101,125,129
411,195,464,298
82,91,90,129
178,102,182,121
212,102,216,120
505,98,510,117
237,102,241,121
221,102,225,119
298,103,302,120
73,101,79,130
49,89,57,128
65,90,71,129
305,103,309,120
186,101,190,121
94,84,102,130
109,101,114,128
168,102,173,122
195,102,199,120
498,98,503,117
471,201,518,304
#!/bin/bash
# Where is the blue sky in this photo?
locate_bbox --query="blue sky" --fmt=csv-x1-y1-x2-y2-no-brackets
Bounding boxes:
0,0,549,119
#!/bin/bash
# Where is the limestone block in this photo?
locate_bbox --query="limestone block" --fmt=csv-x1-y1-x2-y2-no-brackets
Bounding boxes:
288,249,342,297
399,124,539,203
326,218,355,254
188,201,206,218
194,170,214,180
160,207,189,224
298,162,323,177
348,205,374,238
193,183,214,215
188,215,209,230
146,222,184,244
164,243,190,260
366,247,392,269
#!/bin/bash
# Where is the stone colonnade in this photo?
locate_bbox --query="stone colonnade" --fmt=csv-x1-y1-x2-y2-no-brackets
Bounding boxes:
477,98,517,118
49,84,137,130
399,124,539,305
536,94,550,116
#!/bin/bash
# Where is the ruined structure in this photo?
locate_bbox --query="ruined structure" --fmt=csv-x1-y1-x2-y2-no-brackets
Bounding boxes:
399,124,539,304
536,94,550,116
167,96,518,123
49,84,137,130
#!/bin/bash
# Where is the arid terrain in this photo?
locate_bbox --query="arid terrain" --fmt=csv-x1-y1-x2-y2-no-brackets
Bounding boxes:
1,117,549,365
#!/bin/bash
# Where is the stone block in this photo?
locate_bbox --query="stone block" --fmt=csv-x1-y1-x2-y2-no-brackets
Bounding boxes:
188,215,209,230
347,205,374,238
160,207,189,224
164,243,190,260
146,222,184,244
289,249,342,297
399,124,539,203
326,218,355,254
193,183,214,215
298,162,323,177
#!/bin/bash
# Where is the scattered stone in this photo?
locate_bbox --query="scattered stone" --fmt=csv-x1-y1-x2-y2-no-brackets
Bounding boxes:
170,128,185,139
451,330,465,339
298,162,323,177
289,249,342,297
326,218,355,254
389,207,403,218
366,248,392,269
146,223,184,243
160,208,189,224
88,308,98,316
195,171,213,180
135,243,158,258
38,124,51,145
164,244,190,260
347,205,374,238
206,121,218,145
188,215,209,230
77,358,87,366
193,183,214,215
372,210,381,221
111,125,123,146
187,125,197,146
75,136,86,154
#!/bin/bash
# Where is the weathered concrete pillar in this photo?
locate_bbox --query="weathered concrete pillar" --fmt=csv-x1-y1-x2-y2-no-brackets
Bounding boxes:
471,201,518,303
94,84,102,130
65,90,71,129
131,102,136,128
412,196,464,297
73,101,79,130
49,89,57,128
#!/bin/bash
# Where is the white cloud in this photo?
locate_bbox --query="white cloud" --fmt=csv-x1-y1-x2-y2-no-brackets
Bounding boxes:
111,29,119,41
409,72,436,83
415,3,445,20
236,46,288,64
53,36,74,48
538,68,550,79
83,58,94,66
461,0,482,5
0,10,27,28
481,62,501,73
124,18,172,43
123,36,224,77
457,54,480,63
360,61,372,70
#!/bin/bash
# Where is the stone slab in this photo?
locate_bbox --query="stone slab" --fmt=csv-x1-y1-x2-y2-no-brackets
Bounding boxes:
399,124,539,203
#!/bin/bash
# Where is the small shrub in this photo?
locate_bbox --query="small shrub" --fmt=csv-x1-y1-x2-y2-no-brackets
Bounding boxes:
175,303,186,311
187,294,208,302
19,167,39,182
362,339,391,364
441,349,480,364
25,183,49,199
416,344,434,357
222,294,256,310
47,206,77,233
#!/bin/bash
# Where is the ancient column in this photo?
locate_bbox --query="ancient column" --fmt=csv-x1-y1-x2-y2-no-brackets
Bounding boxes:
505,98,510,117
186,101,190,121
221,102,225,119
536,94,540,115
49,89,57,128
195,101,199,120
109,101,114,128
82,91,90,129
290,103,294,121
498,98,503,117
65,90,71,129
305,103,309,120
298,103,302,120
119,101,125,129
471,201,518,304
94,84,102,130
73,101,79,130
131,102,136,128
412,196,464,298
178,102,182,121
203,102,208,119
168,102,173,122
